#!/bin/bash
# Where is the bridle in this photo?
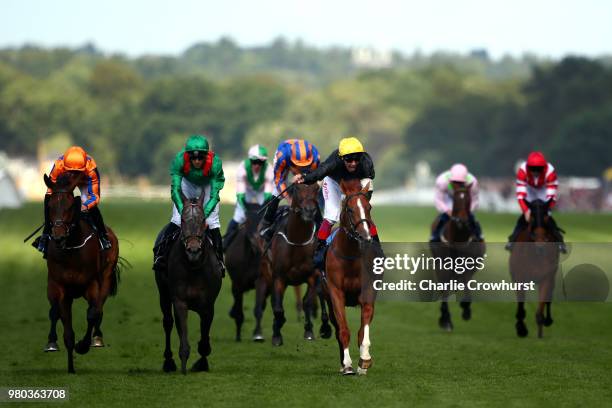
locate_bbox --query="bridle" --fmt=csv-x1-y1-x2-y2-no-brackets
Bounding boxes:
341,191,373,243
48,189,78,239
180,201,206,249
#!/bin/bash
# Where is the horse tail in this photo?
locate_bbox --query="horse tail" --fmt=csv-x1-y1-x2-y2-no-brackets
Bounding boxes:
110,256,130,297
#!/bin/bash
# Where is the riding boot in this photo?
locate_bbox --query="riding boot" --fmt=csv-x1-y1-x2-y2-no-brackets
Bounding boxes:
505,214,528,251
468,213,484,242
89,206,112,250
313,238,327,275
223,219,240,249
430,213,450,243
547,216,567,254
259,196,279,242
34,195,52,258
153,222,180,271
208,227,226,277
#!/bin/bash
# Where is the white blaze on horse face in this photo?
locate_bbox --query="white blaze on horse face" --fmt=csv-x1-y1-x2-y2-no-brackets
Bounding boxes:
360,324,371,361
343,348,352,368
356,199,371,240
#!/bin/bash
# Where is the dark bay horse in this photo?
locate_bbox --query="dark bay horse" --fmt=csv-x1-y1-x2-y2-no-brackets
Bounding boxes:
225,203,267,341
509,199,560,338
154,190,222,374
324,179,382,375
430,185,485,331
267,183,331,346
43,174,120,373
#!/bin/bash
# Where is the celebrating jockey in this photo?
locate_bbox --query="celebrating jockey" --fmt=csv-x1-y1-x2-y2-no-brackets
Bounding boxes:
223,144,274,248
259,138,320,241
35,146,111,256
506,151,566,252
153,134,226,272
294,137,376,269
430,163,482,242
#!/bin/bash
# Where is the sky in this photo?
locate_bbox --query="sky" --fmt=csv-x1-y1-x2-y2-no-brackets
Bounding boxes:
1,0,611,59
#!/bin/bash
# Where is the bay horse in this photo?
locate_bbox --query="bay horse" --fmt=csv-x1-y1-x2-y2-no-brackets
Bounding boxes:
324,179,383,375
267,183,331,346
509,199,559,338
225,203,266,341
430,185,485,331
43,173,120,373
154,190,222,374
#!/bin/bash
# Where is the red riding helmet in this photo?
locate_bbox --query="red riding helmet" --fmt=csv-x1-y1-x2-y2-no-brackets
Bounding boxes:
526,151,547,168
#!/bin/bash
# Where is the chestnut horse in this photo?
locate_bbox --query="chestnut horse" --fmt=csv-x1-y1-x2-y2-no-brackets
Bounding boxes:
267,183,331,346
324,179,382,375
430,185,485,331
509,199,559,338
154,190,222,374
43,173,120,373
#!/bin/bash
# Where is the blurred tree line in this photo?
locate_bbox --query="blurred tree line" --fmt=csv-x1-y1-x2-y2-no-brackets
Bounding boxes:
0,38,610,186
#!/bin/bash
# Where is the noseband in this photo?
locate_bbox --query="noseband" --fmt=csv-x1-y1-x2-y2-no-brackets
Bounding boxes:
180,202,206,248
49,190,78,238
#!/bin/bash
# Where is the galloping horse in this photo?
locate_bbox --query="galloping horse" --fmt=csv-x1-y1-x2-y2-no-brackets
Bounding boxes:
225,203,266,341
267,183,331,346
430,185,485,331
324,179,382,375
43,173,120,373
154,190,222,374
509,199,560,338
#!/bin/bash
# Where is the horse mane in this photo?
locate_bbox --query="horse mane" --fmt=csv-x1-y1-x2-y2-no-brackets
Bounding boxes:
342,179,363,194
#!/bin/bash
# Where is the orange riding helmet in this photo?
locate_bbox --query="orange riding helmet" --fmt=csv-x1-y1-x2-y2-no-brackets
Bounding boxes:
62,146,88,171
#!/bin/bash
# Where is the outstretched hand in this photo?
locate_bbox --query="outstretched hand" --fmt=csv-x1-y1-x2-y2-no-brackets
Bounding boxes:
294,174,305,184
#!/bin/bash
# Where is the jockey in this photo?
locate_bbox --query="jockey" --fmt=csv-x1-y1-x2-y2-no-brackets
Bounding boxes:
36,146,111,256
294,137,376,269
259,138,320,242
153,134,226,272
506,151,566,252
223,144,274,248
430,163,482,242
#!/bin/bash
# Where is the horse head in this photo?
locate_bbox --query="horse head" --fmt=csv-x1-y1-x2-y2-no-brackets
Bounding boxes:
179,189,207,263
450,184,471,233
340,179,374,244
44,172,83,248
290,183,319,222
528,199,552,246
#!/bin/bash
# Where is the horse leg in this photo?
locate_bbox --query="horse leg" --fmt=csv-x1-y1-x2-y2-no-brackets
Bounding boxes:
317,277,332,339
357,302,375,375
303,279,316,341
329,286,354,375
229,284,245,342
439,297,453,332
192,304,214,372
544,302,554,326
515,293,528,337
91,312,104,347
45,301,60,352
252,276,268,342
460,287,472,321
58,296,75,373
75,285,102,355
271,278,287,346
294,285,303,322
159,286,176,372
173,299,190,374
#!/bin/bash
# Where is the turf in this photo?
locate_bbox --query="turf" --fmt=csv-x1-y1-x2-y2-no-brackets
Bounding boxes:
1,201,611,407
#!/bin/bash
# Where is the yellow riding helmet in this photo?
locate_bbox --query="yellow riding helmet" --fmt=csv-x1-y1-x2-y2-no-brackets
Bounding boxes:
63,146,88,171
338,137,365,157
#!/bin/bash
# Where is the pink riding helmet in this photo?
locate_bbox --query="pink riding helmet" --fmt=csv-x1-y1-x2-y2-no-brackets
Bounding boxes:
449,163,468,182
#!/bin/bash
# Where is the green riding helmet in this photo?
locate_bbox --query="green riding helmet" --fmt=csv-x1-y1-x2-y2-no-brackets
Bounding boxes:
185,134,210,152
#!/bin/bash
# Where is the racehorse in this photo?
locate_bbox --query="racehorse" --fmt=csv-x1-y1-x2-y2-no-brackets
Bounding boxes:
323,179,382,375
154,190,222,374
509,199,560,338
430,185,485,331
43,173,121,373
267,183,331,346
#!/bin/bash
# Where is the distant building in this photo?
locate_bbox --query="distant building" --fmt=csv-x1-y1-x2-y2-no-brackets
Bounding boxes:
351,47,393,68
0,152,24,209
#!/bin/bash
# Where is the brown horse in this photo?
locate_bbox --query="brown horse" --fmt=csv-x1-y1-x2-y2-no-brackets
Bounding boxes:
509,199,559,338
267,183,331,346
43,173,120,373
324,179,382,375
430,185,485,331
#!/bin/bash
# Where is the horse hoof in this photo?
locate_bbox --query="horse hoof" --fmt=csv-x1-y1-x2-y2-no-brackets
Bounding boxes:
304,330,315,341
357,367,368,376
44,342,59,352
191,358,209,372
252,333,265,342
271,336,283,346
91,336,105,347
75,340,90,355
515,322,528,338
461,308,471,321
163,359,177,372
235,335,242,342
544,317,553,327
358,358,373,370
438,319,453,332
341,366,356,376
319,324,332,339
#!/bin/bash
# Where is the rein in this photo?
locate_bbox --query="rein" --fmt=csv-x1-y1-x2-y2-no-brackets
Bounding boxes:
276,223,317,246
341,191,373,243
